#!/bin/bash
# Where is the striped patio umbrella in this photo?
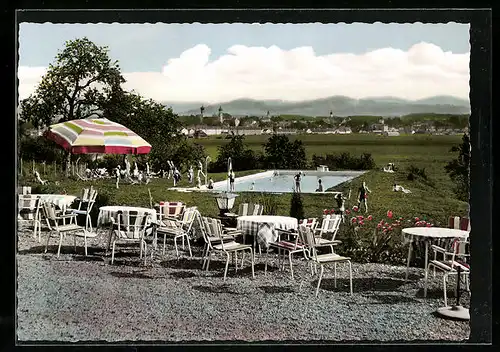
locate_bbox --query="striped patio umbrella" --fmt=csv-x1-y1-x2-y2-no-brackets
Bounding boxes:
44,118,151,154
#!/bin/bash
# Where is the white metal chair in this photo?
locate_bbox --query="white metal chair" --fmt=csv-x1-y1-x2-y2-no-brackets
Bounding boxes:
265,227,308,279
200,216,237,269
159,201,186,220
299,225,353,297
424,237,470,306
156,206,197,258
202,217,255,281
43,202,96,258
108,210,152,265
18,194,43,242
68,188,98,232
299,218,319,232
314,215,343,251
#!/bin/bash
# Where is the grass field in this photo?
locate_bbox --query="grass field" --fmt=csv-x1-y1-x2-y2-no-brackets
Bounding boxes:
192,134,463,165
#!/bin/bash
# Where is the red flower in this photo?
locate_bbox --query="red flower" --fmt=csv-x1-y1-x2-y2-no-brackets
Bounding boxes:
367,215,373,221
345,209,351,215
387,210,393,219
385,222,389,226
352,206,359,212
415,217,420,221
359,220,364,225
399,217,403,220
382,229,387,233
331,209,335,214
387,226,393,231
323,209,328,215
357,215,364,220
426,223,432,227
377,224,382,229
351,217,357,224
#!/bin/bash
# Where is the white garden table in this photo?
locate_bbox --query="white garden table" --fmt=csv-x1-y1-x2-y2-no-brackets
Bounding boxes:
402,227,469,281
237,215,298,249
31,194,77,213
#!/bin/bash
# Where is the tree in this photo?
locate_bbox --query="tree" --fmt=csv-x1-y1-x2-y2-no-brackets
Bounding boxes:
444,133,470,202
263,134,307,169
210,135,259,172
290,191,305,220
19,37,125,176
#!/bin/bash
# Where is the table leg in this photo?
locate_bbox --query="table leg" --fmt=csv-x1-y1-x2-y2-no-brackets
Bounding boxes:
405,235,413,280
423,239,429,282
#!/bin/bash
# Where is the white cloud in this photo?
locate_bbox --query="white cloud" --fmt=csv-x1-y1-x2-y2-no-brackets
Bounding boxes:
18,42,469,104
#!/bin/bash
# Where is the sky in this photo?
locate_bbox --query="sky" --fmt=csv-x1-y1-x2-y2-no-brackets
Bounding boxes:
18,23,470,104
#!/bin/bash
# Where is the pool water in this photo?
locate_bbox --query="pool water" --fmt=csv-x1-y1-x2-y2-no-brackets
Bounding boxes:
212,174,356,193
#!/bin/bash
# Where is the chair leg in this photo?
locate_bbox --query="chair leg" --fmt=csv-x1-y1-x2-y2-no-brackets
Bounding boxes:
334,262,337,288
206,251,212,271
443,273,448,307
288,252,294,280
57,233,63,258
111,241,116,264
201,243,207,264
348,261,353,295
264,249,269,275
73,235,77,252
143,242,147,266
250,248,255,279
224,253,230,281
424,264,430,298
232,252,237,272
186,236,193,258
465,273,470,292
45,230,52,253
316,264,324,297
173,237,179,258
84,233,88,256
163,234,167,255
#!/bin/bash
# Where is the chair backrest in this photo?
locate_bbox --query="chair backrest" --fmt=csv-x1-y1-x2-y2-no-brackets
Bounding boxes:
18,186,32,195
318,214,342,240
41,202,59,230
252,204,264,215
448,216,471,231
18,195,39,212
115,210,151,240
299,218,318,231
238,203,251,216
298,225,317,260
160,202,186,219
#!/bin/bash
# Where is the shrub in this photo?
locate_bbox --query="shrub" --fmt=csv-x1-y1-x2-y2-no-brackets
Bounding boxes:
311,152,376,170
407,165,428,181
257,193,279,215
31,183,63,195
290,191,305,220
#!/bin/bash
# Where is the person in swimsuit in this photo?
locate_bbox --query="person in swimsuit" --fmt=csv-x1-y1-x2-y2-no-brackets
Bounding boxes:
357,181,371,213
294,172,302,193
229,169,235,192
316,179,323,192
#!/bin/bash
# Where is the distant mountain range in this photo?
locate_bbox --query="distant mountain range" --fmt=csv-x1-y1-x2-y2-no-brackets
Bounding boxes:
163,95,470,117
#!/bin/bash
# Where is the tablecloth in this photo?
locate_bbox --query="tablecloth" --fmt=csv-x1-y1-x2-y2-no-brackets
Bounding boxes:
402,227,469,244
97,206,157,227
31,194,77,212
237,215,298,249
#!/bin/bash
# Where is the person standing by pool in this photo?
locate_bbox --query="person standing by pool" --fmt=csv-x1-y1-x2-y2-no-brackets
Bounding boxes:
228,169,235,192
294,172,302,193
357,181,371,213
207,178,214,189
316,179,323,192
335,192,347,221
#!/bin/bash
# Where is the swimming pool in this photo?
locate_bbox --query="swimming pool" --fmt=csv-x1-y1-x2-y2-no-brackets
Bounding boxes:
212,170,366,194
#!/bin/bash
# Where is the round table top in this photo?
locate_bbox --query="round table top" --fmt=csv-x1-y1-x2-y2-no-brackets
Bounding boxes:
238,215,298,223
402,227,469,239
99,205,155,214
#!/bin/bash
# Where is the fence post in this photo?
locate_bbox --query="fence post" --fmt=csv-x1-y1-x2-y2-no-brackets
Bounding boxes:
20,158,23,177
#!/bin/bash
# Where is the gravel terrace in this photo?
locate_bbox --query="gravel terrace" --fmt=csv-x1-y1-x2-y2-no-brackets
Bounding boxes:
16,222,471,343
